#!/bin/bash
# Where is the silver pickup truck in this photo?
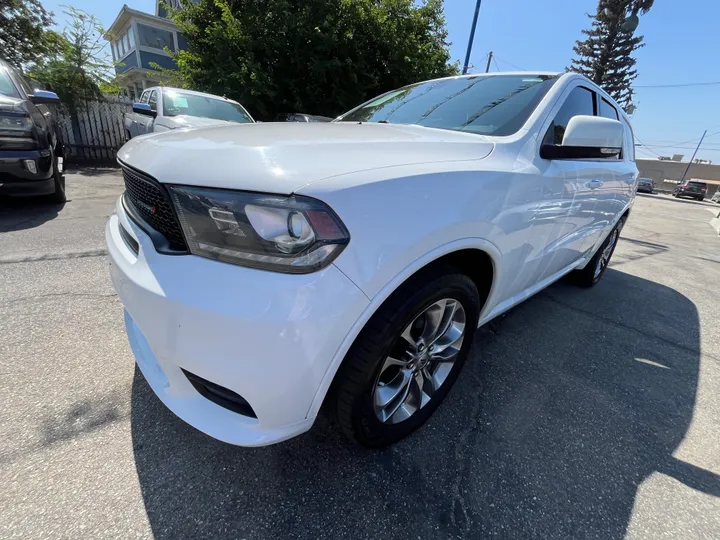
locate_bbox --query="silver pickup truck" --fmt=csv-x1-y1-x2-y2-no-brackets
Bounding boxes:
125,86,254,140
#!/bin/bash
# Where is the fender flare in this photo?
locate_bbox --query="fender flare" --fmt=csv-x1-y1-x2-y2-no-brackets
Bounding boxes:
305,237,502,419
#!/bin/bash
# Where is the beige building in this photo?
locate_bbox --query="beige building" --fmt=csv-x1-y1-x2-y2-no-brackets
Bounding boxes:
637,158,720,197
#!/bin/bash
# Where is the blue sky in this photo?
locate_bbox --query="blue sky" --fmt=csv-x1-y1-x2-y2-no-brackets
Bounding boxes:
44,0,720,161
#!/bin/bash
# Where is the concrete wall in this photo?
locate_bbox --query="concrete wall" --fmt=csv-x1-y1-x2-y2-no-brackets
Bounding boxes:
637,159,720,197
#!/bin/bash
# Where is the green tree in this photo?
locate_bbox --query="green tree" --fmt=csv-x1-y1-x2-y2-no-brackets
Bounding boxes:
169,0,458,119
27,6,116,110
568,0,655,112
0,0,61,67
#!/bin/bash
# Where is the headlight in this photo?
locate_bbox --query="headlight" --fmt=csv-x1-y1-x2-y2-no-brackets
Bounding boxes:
168,185,350,273
0,112,33,137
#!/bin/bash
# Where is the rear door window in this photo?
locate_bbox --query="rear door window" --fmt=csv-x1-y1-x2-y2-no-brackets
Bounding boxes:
543,86,595,145
599,98,619,120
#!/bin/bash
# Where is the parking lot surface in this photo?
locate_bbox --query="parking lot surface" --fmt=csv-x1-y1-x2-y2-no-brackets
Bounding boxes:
1,172,719,539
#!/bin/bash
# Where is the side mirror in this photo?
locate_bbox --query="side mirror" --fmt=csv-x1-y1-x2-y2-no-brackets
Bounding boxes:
132,102,156,118
30,89,61,104
541,115,623,160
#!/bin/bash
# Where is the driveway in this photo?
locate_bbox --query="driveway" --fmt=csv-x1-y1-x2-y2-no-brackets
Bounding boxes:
1,176,719,539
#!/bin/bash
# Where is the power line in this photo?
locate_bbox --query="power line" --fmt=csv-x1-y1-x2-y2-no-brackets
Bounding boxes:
635,81,720,88
493,55,526,72
633,135,662,158
492,56,501,73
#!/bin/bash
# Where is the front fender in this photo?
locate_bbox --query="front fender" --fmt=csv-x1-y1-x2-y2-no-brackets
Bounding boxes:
306,237,501,420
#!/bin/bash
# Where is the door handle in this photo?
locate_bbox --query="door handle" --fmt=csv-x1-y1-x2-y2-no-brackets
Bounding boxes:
588,179,604,189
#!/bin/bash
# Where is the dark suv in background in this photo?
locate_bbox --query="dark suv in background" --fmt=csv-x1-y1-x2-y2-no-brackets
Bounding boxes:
673,180,708,201
0,59,66,202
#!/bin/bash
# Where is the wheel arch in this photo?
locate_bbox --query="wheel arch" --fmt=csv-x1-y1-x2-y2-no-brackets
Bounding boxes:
306,238,500,420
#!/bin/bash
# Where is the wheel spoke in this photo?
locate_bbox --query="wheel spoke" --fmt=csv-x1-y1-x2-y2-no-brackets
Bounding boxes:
428,300,458,347
379,355,408,372
419,300,447,345
420,367,437,398
400,324,419,352
376,370,413,422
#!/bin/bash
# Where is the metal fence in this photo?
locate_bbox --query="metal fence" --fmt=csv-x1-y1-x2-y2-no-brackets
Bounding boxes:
55,96,132,163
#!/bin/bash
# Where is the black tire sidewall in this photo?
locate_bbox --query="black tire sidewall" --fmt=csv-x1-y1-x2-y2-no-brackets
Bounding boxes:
51,154,66,202
591,223,622,285
347,272,480,447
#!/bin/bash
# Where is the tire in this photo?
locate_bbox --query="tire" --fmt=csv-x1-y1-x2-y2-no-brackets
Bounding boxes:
48,155,66,204
331,265,481,448
570,218,624,288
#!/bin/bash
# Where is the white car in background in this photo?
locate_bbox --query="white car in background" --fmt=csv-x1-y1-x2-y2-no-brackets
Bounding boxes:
124,86,254,140
107,72,637,448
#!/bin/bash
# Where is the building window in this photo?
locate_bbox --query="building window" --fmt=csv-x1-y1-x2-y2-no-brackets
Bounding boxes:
137,23,175,51
176,33,188,51
128,27,135,49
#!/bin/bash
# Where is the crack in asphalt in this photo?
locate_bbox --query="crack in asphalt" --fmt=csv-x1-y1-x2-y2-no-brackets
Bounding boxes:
0,249,107,265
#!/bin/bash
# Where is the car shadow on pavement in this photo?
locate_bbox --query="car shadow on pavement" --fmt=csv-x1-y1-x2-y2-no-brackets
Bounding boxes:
0,197,66,233
131,268,718,539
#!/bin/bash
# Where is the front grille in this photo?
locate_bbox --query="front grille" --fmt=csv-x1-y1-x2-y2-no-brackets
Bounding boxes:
182,369,257,418
121,164,188,252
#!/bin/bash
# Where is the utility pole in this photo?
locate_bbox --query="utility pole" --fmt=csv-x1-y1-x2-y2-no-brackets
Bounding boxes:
485,51,493,73
679,130,707,184
462,0,483,75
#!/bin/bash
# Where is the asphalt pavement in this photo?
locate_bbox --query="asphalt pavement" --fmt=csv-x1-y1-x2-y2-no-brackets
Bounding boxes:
1,172,719,539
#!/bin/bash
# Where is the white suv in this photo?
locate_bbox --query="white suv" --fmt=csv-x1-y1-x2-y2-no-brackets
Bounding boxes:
106,72,637,447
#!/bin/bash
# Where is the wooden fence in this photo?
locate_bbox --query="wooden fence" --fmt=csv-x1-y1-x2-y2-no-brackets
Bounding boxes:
55,96,132,163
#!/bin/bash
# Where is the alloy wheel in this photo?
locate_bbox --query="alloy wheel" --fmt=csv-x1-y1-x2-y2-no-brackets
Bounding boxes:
372,298,466,424
594,229,619,279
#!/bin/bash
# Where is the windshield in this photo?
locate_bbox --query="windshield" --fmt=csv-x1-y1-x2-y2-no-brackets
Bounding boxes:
338,74,557,136
0,68,20,98
163,91,253,123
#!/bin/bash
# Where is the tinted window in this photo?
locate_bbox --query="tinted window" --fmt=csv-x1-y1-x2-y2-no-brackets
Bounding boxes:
688,182,707,188
339,74,558,137
148,90,157,111
0,67,20,98
14,72,33,96
137,24,175,51
139,91,149,104
599,98,619,120
162,90,253,123
544,86,595,145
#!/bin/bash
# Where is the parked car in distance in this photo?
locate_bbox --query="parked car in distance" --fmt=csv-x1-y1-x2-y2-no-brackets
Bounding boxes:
0,59,66,202
673,180,707,201
107,72,637,448
274,113,333,123
636,177,654,193
124,87,254,140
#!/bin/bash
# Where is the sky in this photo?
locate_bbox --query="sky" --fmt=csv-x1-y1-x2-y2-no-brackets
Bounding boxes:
42,0,720,162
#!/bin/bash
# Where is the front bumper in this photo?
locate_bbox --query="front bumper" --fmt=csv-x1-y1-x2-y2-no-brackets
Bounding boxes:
0,149,55,196
107,198,369,446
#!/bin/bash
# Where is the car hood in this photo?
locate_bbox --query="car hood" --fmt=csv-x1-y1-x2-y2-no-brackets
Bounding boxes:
118,122,494,194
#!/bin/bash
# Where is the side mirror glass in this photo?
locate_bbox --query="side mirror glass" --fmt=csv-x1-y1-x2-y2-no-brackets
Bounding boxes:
132,102,156,118
30,89,61,104
541,115,624,160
